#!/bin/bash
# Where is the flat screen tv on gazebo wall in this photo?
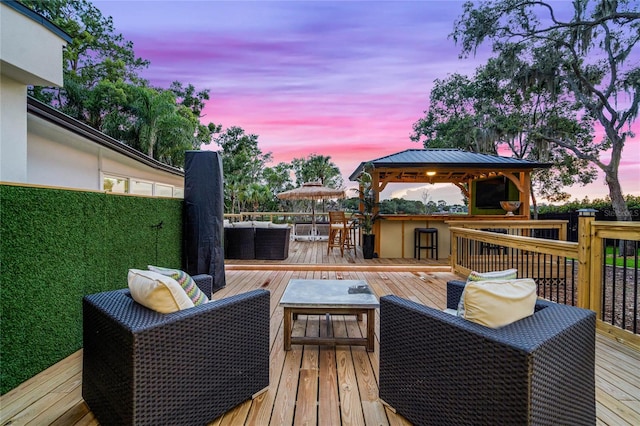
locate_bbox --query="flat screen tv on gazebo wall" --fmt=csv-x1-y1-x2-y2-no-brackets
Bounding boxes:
475,177,508,208
472,177,517,214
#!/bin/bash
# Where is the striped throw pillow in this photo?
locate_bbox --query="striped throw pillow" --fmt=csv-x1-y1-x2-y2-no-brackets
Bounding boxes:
467,268,518,281
147,265,209,306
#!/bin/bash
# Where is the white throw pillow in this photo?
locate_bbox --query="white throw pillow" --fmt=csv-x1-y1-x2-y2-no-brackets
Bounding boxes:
460,278,537,328
252,220,271,228
232,221,253,228
269,223,290,229
127,269,194,313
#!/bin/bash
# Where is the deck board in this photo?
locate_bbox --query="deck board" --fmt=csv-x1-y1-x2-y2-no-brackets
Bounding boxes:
2,241,639,425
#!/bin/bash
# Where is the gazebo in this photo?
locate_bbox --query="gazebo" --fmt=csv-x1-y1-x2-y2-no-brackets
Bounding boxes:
349,148,551,214
348,149,551,258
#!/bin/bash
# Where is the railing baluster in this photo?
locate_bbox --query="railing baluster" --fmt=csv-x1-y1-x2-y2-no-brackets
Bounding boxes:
450,222,638,337
611,239,617,327
633,242,638,334
602,240,608,323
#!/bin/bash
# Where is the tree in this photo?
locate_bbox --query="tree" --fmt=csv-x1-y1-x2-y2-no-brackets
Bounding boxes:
452,0,640,221
263,163,295,211
169,82,220,148
421,189,432,214
243,183,273,212
411,73,498,154
290,154,344,214
291,154,343,188
153,104,201,166
263,163,294,194
478,51,598,211
129,87,178,158
412,62,598,215
215,127,272,211
23,1,217,169
23,0,149,115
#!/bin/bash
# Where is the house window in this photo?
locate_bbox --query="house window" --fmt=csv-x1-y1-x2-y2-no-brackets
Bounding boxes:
104,175,129,193
131,179,153,196
155,184,173,198
103,174,182,198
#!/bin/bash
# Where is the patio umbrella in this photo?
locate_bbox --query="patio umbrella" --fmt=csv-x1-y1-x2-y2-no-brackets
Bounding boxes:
277,182,345,237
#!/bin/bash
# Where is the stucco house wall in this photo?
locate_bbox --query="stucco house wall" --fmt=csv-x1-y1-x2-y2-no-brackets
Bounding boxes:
26,98,185,196
1,1,184,197
1,0,68,183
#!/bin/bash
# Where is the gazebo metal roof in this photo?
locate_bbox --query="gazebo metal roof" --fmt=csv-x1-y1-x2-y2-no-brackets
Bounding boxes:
348,149,551,184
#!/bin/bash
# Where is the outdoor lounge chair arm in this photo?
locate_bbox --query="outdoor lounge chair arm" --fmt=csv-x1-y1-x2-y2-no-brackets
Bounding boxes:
193,273,213,298
379,295,596,425
446,279,466,309
82,289,270,425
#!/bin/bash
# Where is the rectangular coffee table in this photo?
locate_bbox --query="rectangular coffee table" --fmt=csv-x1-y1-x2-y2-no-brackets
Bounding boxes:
279,279,379,352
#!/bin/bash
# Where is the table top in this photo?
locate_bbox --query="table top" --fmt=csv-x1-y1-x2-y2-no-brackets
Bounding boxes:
280,279,379,309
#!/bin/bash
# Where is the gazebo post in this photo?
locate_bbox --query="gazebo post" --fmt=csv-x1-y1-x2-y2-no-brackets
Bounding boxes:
372,170,382,255
520,171,531,216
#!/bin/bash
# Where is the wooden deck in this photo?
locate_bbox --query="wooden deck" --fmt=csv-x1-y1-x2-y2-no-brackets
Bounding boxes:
2,241,639,425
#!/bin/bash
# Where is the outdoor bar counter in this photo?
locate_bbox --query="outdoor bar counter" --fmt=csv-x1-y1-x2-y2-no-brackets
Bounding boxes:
376,214,528,260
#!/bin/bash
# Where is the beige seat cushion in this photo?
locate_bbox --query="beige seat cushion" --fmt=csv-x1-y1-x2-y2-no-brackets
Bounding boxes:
252,221,271,228
269,223,290,229
461,278,537,328
458,269,518,317
128,269,194,313
232,221,254,228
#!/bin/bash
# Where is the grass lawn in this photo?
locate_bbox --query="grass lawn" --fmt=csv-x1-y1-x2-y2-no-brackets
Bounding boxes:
605,245,639,268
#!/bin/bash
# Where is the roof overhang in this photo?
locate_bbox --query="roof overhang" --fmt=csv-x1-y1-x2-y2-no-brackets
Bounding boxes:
349,149,551,184
366,166,539,185
27,97,184,177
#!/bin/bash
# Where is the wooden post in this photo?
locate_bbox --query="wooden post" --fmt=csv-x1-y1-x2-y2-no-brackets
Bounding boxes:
559,222,567,241
577,209,596,310
373,170,381,256
520,171,531,217
450,229,458,270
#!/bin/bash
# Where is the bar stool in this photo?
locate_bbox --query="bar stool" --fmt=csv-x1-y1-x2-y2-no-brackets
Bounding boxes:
327,211,355,257
414,228,438,260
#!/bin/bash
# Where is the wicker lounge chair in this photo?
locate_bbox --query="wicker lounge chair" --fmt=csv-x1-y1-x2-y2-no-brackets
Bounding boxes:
224,227,256,259
82,275,270,425
255,227,291,260
379,280,596,425
224,225,290,259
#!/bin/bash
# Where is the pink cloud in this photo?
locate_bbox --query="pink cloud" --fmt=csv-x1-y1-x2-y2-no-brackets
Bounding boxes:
94,0,639,197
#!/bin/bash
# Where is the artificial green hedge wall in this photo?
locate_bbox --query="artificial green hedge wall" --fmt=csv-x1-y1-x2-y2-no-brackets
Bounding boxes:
0,184,183,394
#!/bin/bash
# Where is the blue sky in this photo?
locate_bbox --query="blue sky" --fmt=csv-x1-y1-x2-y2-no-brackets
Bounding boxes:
93,0,639,203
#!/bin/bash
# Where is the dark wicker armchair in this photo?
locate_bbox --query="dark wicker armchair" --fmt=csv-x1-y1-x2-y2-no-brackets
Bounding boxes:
255,227,290,260
224,227,256,259
82,276,270,426
379,280,596,425
224,226,291,260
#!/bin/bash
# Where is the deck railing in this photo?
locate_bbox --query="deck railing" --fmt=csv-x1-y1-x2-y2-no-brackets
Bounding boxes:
589,222,640,338
224,211,332,223
450,214,640,347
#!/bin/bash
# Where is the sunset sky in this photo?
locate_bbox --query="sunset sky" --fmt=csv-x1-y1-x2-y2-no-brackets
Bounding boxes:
93,0,639,204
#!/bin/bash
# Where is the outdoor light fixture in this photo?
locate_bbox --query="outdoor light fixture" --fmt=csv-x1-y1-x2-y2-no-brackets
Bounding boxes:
426,171,437,176
578,208,597,217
